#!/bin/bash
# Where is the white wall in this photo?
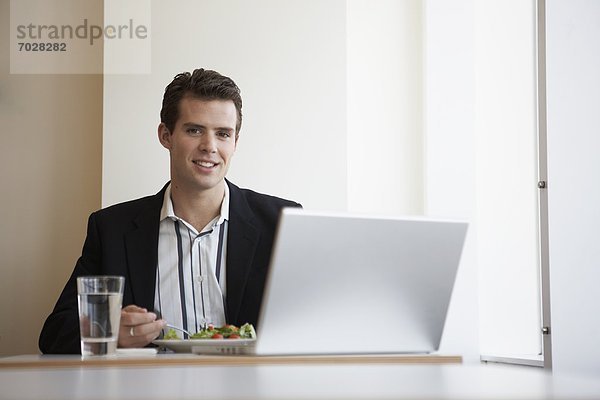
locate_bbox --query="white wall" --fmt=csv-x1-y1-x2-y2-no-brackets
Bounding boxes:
546,0,600,376
474,0,541,358
103,0,347,211
104,0,430,215
347,0,423,215
424,0,479,362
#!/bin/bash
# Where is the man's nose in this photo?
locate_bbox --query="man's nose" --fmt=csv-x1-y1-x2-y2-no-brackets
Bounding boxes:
199,133,217,153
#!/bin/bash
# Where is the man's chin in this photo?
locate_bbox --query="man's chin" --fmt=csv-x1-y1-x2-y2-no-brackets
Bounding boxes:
192,178,225,193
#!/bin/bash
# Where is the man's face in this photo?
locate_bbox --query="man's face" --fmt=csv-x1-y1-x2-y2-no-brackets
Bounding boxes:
158,97,238,195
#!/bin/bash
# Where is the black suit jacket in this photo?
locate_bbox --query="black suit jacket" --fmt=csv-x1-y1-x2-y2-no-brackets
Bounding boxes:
39,180,300,354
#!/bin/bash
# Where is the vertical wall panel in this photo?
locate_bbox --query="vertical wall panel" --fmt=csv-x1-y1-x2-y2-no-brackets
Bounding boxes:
424,0,479,362
546,0,600,376
0,0,103,355
474,0,541,358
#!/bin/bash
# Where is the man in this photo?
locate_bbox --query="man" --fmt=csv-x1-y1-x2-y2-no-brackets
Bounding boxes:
39,69,301,353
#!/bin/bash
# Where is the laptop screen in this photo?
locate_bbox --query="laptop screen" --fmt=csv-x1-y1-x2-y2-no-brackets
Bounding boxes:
255,209,468,355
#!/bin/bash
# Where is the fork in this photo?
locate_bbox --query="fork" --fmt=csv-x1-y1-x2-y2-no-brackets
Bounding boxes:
165,324,192,337
155,309,193,337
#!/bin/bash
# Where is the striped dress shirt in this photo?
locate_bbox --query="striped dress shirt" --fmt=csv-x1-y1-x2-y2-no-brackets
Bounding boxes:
154,183,229,337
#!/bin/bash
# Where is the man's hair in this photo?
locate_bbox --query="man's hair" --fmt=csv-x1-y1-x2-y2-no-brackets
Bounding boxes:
160,68,243,135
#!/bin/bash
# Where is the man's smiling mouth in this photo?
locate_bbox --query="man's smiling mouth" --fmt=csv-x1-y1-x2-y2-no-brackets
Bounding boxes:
193,160,217,168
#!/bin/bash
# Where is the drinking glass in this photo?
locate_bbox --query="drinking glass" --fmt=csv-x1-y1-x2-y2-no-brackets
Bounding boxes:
77,276,125,356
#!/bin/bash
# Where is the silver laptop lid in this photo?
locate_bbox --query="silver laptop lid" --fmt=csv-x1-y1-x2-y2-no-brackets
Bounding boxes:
255,208,468,355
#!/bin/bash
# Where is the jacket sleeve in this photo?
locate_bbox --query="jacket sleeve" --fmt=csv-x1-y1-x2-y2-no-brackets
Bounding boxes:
39,212,103,354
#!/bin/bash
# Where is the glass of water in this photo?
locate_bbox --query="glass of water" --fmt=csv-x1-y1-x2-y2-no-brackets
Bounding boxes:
77,276,125,356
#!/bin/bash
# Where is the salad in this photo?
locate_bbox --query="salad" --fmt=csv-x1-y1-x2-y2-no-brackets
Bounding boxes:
164,323,256,340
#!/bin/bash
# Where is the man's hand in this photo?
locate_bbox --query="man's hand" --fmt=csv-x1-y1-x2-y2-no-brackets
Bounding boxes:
118,305,166,348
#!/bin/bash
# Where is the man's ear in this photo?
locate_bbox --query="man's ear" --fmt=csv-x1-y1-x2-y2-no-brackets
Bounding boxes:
158,123,172,149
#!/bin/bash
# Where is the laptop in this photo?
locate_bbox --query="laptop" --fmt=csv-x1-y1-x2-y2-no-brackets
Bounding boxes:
253,208,468,355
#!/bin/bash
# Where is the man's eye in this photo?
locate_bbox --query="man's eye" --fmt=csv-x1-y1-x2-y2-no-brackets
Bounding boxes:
218,131,231,138
187,128,201,135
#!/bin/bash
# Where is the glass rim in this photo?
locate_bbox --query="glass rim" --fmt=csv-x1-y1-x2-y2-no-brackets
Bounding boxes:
77,275,125,282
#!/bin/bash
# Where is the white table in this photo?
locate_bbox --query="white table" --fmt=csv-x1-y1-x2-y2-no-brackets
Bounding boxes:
1,354,599,399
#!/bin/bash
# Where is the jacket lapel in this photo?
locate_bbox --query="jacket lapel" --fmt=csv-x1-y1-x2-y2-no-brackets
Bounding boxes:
225,180,260,323
124,185,166,310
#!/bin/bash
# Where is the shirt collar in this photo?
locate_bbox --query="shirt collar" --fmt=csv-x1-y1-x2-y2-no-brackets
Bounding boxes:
218,182,230,224
160,181,230,228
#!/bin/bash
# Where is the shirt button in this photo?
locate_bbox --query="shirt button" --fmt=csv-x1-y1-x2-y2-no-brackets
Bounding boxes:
196,275,205,283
